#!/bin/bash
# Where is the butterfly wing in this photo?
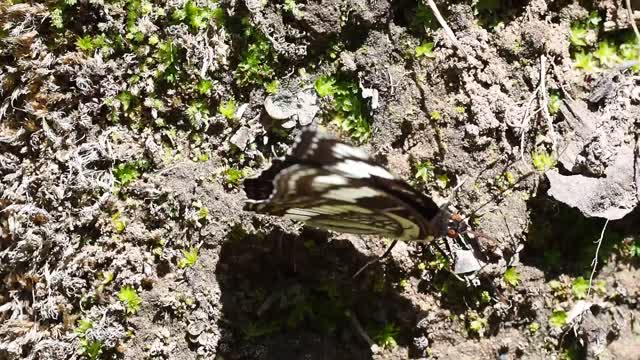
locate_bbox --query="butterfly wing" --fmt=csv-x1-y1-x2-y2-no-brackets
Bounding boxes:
243,130,449,240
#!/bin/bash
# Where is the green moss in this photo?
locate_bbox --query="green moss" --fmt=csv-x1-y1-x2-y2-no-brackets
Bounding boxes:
549,310,567,328
177,247,199,269
571,276,589,299
314,75,371,142
117,286,142,315
531,150,555,172
234,29,276,86
503,267,520,287
415,41,435,58
371,323,400,349
218,99,237,120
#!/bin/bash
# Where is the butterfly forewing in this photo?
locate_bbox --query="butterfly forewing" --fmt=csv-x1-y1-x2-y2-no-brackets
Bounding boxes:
243,130,449,241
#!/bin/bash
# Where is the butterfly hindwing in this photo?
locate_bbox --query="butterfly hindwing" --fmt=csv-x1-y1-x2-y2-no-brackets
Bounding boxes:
243,129,449,240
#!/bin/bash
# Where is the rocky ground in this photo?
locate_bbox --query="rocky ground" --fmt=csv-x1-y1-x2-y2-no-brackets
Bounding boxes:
1,0,639,359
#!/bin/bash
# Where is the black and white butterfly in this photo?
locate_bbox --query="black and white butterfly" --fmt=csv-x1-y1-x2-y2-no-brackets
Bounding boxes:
243,129,468,273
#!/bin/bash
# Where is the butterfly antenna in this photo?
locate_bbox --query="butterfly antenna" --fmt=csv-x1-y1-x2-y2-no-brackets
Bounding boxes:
464,170,536,222
352,240,399,279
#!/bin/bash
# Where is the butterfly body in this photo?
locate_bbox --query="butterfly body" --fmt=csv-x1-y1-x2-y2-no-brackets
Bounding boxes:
244,130,465,242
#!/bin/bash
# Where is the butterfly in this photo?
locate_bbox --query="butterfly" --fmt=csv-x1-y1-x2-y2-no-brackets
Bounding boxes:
243,129,468,274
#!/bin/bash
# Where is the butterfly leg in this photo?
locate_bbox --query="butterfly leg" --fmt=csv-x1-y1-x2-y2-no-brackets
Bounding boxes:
352,240,399,279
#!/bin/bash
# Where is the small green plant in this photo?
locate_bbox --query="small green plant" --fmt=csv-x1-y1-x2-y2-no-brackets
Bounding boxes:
468,312,488,337
172,1,224,31
571,277,590,300
495,171,516,191
548,91,562,115
531,150,555,172
429,110,442,121
314,75,371,142
415,41,435,58
116,91,135,112
178,246,199,269
218,99,237,120
284,0,301,17
372,323,400,349
111,211,127,234
234,31,276,86
569,11,600,48
569,25,589,47
265,79,280,94
117,286,142,315
75,318,103,360
113,160,150,186
428,251,450,271
593,41,620,67
185,101,210,129
415,161,435,183
479,290,491,304
51,8,64,29
196,79,214,95
619,237,640,258
549,310,567,328
398,279,411,290
503,267,520,287
574,52,597,71
528,321,540,334
436,174,449,189
76,35,95,53
224,167,246,188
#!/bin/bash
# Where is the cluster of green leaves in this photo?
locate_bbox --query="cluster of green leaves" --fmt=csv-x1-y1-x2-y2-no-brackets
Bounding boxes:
370,322,400,349
234,24,277,86
178,246,199,269
549,310,567,328
113,159,151,186
185,101,210,129
503,267,520,287
224,167,247,188
218,99,237,120
494,171,516,191
75,34,111,54
531,150,555,172
172,1,224,31
415,41,435,58
467,311,488,337
111,211,127,234
570,12,640,72
619,237,640,259
414,161,450,189
548,90,562,115
117,286,142,315
314,75,372,142
75,318,103,360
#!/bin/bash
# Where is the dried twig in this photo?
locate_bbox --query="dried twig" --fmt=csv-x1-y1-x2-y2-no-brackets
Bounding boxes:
587,219,609,298
424,0,466,56
346,310,380,353
625,0,640,49
538,55,558,154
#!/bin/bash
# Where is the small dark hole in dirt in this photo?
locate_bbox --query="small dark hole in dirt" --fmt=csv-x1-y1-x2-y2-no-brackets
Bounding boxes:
341,22,369,52
155,261,172,278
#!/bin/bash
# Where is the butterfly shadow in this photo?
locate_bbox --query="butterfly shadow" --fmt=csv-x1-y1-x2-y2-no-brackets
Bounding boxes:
213,222,486,359
518,187,640,280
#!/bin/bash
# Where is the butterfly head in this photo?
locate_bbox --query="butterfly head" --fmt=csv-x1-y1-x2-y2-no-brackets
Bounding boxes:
445,213,468,238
